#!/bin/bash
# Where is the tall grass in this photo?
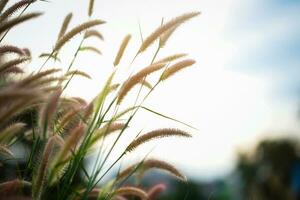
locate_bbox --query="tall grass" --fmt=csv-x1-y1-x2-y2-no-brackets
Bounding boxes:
0,0,199,200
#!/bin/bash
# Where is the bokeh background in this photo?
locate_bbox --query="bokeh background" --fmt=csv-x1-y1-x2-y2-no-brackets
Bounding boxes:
3,0,300,199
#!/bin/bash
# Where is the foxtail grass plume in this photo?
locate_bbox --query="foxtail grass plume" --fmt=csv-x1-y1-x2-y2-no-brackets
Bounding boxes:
0,145,13,157
0,0,9,13
113,34,131,66
117,62,166,104
116,186,148,200
33,135,61,199
31,77,66,88
77,188,101,200
0,12,42,35
159,24,179,48
79,46,102,55
83,102,94,120
0,179,31,195
1,66,24,74
55,124,85,163
0,0,31,22
84,29,104,41
90,123,127,146
71,97,88,106
22,47,31,57
153,53,187,64
19,68,61,86
118,158,186,181
113,196,127,200
88,0,95,16
39,53,61,62
57,13,73,41
49,124,85,185
0,122,26,143
108,83,120,93
125,128,191,152
0,96,39,125
0,45,26,55
55,107,82,133
54,19,105,52
97,123,126,137
138,12,200,53
39,89,62,134
0,57,29,74
65,70,92,79
0,89,37,104
139,79,152,89
160,59,195,81
148,183,166,200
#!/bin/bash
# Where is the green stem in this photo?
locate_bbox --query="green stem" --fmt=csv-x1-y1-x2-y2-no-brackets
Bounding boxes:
37,50,55,73
62,37,85,91
150,45,160,64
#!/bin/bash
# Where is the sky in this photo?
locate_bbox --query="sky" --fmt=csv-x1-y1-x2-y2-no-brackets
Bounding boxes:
3,0,300,180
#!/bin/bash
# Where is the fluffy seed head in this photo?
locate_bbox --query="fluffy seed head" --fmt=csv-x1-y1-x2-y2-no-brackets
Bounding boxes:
54,19,105,52
117,62,166,104
116,186,148,200
118,159,186,181
159,24,179,48
39,53,61,62
160,59,195,81
0,145,13,157
84,29,104,41
0,0,31,22
33,135,60,199
57,13,73,41
126,128,191,152
138,12,200,53
0,179,31,195
113,34,131,66
83,103,94,120
65,70,91,79
1,66,23,74
0,57,29,74
39,89,62,133
91,123,127,145
0,0,9,14
55,108,82,133
0,122,26,143
88,0,95,16
153,53,187,64
0,12,42,35
148,183,166,200
57,124,85,162
79,46,102,55
19,68,61,86
0,45,25,55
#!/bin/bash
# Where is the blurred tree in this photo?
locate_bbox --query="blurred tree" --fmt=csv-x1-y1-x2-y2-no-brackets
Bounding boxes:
237,138,300,200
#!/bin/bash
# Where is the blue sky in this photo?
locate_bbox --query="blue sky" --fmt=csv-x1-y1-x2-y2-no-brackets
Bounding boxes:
226,0,300,100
